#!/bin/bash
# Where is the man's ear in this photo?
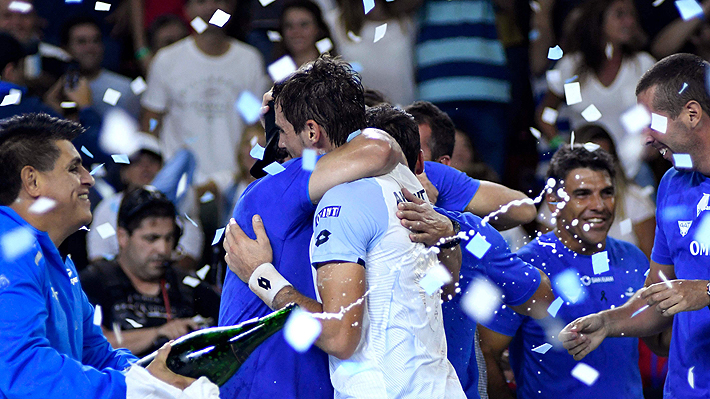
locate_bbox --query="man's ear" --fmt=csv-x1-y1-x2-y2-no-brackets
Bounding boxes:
306,120,328,149
117,227,130,250
435,155,451,166
20,165,42,198
415,150,425,174
686,100,703,128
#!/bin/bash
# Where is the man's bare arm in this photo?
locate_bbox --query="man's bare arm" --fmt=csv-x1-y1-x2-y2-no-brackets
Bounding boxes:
309,129,405,203
478,325,516,399
510,268,554,319
466,181,536,230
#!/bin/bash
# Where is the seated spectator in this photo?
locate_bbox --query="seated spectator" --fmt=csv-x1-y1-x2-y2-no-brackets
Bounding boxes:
272,0,336,67
60,15,141,119
80,186,220,358
87,135,204,272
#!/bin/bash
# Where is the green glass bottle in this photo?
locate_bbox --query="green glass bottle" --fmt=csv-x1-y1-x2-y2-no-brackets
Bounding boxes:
136,303,297,386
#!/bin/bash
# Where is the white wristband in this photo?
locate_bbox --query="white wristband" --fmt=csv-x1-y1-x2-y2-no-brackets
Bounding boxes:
248,263,292,310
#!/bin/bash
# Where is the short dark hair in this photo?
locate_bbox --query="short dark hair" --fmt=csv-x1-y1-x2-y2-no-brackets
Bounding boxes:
636,53,710,119
272,55,365,148
366,104,420,173
147,14,188,51
546,144,616,192
0,33,25,72
364,88,389,108
404,101,455,160
0,113,83,205
60,15,101,47
118,186,177,236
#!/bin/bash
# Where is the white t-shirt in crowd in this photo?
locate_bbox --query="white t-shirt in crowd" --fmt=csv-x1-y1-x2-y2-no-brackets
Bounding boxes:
141,37,269,193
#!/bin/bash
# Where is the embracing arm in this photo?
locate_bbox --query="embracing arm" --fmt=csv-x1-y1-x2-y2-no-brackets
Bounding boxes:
509,268,553,320
466,181,536,231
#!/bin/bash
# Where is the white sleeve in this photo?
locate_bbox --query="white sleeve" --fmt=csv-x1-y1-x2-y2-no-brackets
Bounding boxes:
125,366,220,399
624,184,656,224
140,49,170,113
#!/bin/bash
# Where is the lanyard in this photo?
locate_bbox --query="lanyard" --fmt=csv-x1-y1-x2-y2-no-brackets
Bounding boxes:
160,279,173,322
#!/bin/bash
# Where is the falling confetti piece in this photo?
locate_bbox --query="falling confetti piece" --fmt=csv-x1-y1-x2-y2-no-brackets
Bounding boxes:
679,82,688,94
564,82,582,105
8,1,32,13
565,75,579,84
185,213,198,227
93,304,102,326
347,31,362,43
1,226,34,261
149,118,158,132
89,163,105,176
553,269,585,303
102,88,121,106
190,17,208,34
266,30,282,42
571,363,599,386
419,263,452,295
581,104,602,122
583,142,600,152
363,0,375,14
465,232,491,259
347,129,361,142
28,197,57,214
112,322,123,344
284,308,322,353
651,113,667,133
673,153,693,169
259,0,276,6
263,161,286,175
620,104,651,135
693,213,710,246
631,304,649,318
541,107,558,125
235,91,262,125
60,101,76,108
532,343,553,354
196,265,210,280
374,23,387,42
546,70,561,87
212,227,225,245
99,108,141,155
125,318,143,328
182,275,201,288
605,43,614,59
316,37,333,53
547,296,563,317
176,172,188,199
200,191,215,203
302,149,317,171
94,1,110,11
81,146,94,158
130,77,147,95
658,270,673,289
688,366,695,388
619,218,633,236
268,56,298,82
95,223,116,239
592,251,609,274
653,0,665,5
529,127,542,140
675,0,704,20
250,144,265,160
0,90,21,106
111,154,130,164
547,45,563,60
209,9,231,27
461,277,502,323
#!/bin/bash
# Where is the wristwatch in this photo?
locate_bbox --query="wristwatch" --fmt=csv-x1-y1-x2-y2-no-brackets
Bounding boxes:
706,281,710,309
438,218,461,249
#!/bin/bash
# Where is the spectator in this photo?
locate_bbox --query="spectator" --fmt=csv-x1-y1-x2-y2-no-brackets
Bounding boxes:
649,0,710,60
147,14,189,54
325,0,420,105
272,0,336,67
80,186,220,358
141,0,269,207
60,15,142,120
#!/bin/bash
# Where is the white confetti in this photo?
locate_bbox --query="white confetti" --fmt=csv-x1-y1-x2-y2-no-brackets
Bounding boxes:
583,142,600,152
112,322,123,345
363,0,375,14
99,108,141,155
266,30,282,42
592,251,609,274
581,104,602,122
302,149,317,171
190,17,208,34
651,113,668,133
529,127,542,140
94,1,110,11
419,263,452,295
176,172,188,199
112,154,129,164
547,296,563,317
693,213,710,246
268,56,298,82
0,89,21,106
263,161,286,175
675,0,703,20
125,318,143,328
461,277,502,323
8,1,32,13
200,191,215,203
182,275,201,288
93,304,102,326
212,227,225,246
619,218,633,236
679,82,688,94
196,265,210,280
605,42,613,59
102,88,121,106
209,9,231,27
185,213,198,227
259,0,276,6
28,197,56,214
373,23,387,42
620,104,651,135
547,45,563,60
130,77,147,95
95,223,116,239
347,31,362,43
89,163,105,176
658,270,673,289
571,363,599,386
553,269,584,303
688,366,695,388
631,304,649,318
81,146,94,158
316,37,333,53
465,232,491,258
284,308,322,353
653,0,665,5
60,101,76,109
235,91,262,125
564,82,582,105
532,343,553,354
673,153,693,169
1,226,34,261
541,107,558,125
546,69,561,88
250,144,265,160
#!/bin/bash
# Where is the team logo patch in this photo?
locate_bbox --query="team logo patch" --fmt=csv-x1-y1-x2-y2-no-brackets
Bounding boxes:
315,206,340,227
315,230,331,247
679,220,693,237
697,194,710,217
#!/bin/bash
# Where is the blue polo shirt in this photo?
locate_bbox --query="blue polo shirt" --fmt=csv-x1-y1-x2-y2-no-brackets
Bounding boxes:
653,168,710,398
218,157,332,399
483,232,647,399
425,161,479,211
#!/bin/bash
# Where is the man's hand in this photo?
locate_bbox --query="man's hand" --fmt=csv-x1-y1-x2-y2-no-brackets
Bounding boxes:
156,318,200,340
65,77,93,109
260,89,274,128
223,215,273,283
396,188,454,247
559,314,608,361
416,171,439,205
642,279,710,316
146,343,196,390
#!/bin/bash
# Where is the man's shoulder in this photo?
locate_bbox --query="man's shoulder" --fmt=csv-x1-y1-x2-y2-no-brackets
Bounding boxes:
242,159,312,199
80,259,128,290
96,69,132,87
606,236,646,261
227,38,263,59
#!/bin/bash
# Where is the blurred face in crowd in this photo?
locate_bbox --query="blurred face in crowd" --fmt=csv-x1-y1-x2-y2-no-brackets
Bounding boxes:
121,152,162,189
118,216,176,282
151,21,189,51
602,0,638,46
450,130,473,172
283,7,319,57
551,168,615,253
186,0,234,31
66,23,104,75
0,0,35,45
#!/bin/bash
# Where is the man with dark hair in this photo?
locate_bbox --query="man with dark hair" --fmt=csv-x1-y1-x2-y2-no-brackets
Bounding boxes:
218,56,405,399
60,15,141,119
560,53,710,399
365,104,421,171
480,144,647,399
406,100,456,164
80,186,220,358
0,113,202,398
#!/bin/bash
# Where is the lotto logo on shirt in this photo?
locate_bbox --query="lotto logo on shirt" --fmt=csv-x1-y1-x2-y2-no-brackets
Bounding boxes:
315,206,340,227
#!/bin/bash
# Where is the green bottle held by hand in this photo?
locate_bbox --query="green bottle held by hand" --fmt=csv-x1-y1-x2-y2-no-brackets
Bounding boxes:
136,303,297,386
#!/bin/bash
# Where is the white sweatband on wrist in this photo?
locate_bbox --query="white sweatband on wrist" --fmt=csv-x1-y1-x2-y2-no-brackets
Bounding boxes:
248,262,292,310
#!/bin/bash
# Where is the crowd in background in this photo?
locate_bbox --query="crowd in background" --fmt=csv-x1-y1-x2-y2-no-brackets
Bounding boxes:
4,0,709,397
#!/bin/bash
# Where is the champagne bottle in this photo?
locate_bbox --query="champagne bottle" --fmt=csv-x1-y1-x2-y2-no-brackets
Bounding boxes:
136,303,297,386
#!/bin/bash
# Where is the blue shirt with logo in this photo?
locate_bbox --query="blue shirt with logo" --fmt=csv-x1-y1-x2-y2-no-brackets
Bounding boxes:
425,161,480,211
483,232,647,399
653,168,710,398
218,157,333,399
